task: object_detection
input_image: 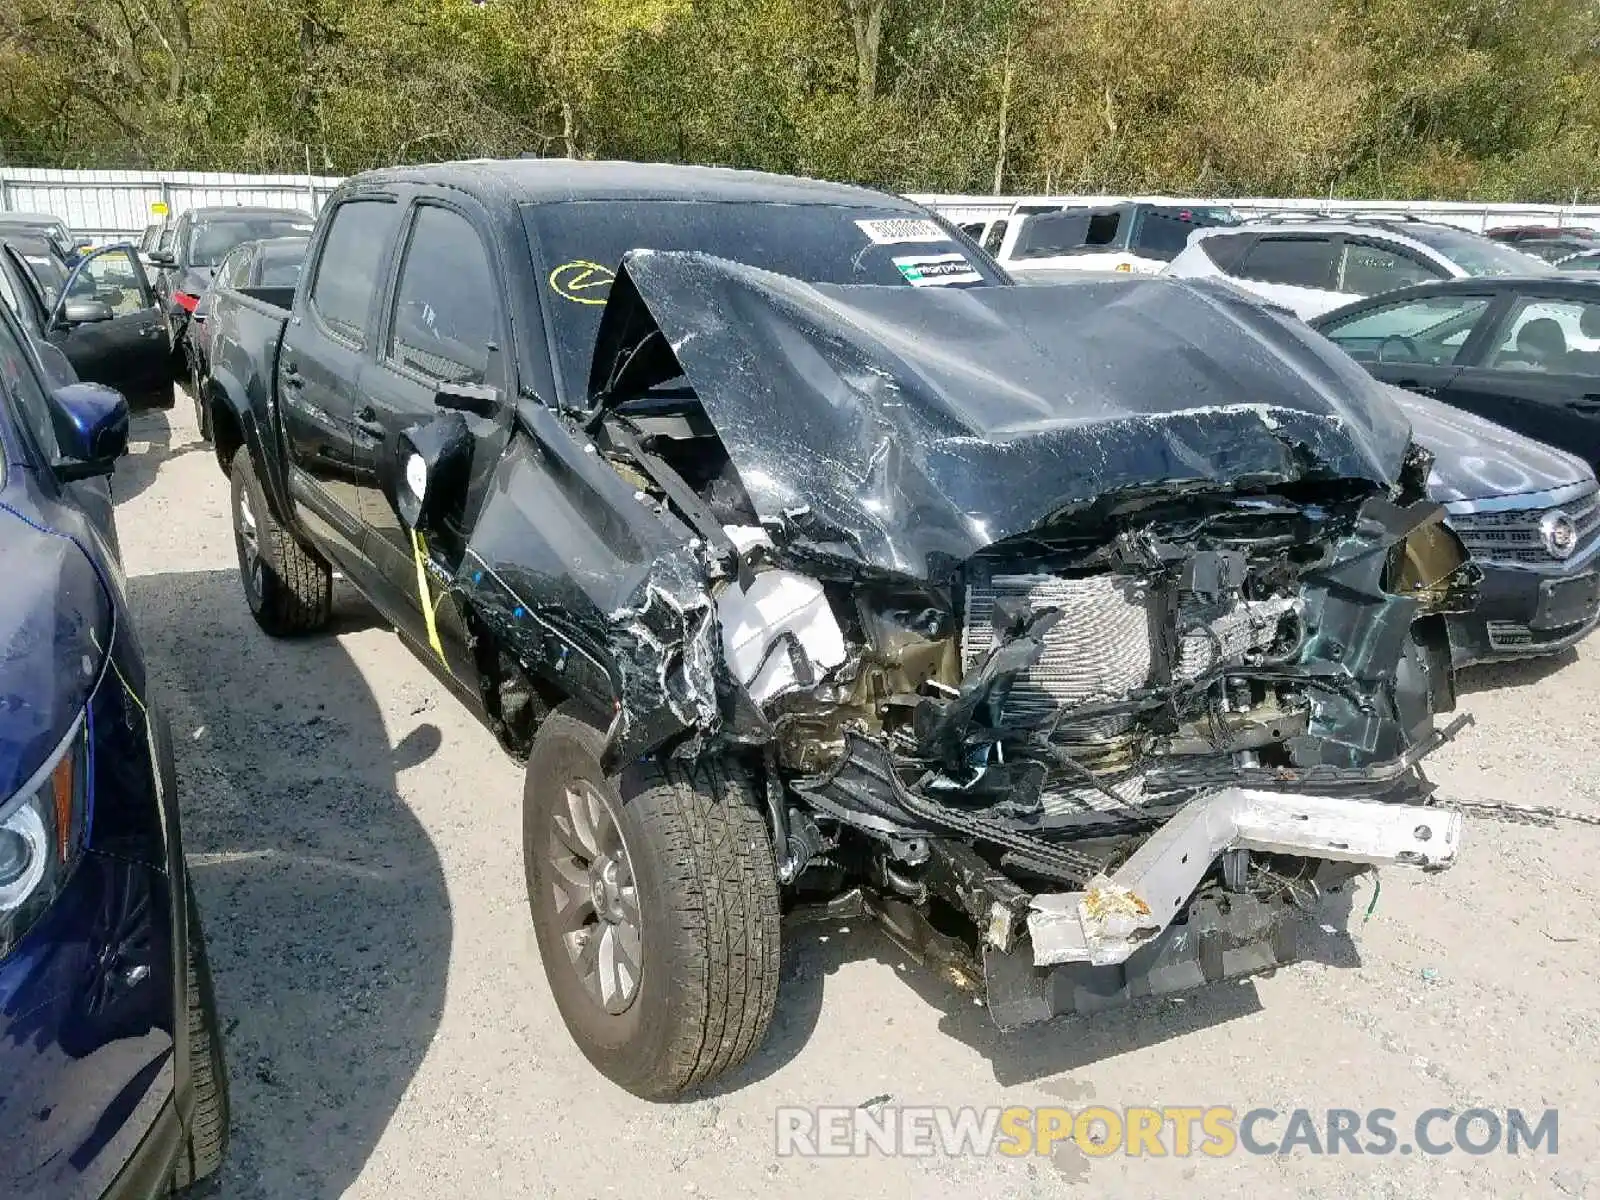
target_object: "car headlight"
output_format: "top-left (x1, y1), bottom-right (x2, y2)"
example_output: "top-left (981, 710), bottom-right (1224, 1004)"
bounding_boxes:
top-left (0, 718), bottom-right (87, 960)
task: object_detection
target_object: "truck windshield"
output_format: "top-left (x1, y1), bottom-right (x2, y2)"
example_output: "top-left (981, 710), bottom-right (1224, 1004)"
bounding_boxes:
top-left (188, 217), bottom-right (313, 267)
top-left (522, 200), bottom-right (1000, 404)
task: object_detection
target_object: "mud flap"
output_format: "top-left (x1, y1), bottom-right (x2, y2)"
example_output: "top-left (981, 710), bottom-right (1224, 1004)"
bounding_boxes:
top-left (982, 894), bottom-right (1297, 1030)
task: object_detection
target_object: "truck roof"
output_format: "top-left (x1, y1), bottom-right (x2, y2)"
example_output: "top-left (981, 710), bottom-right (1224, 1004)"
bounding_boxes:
top-left (346, 158), bottom-right (922, 212)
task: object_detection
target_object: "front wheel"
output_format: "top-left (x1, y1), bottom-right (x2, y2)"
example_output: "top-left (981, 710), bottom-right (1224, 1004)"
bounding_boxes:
top-left (523, 704), bottom-right (782, 1099)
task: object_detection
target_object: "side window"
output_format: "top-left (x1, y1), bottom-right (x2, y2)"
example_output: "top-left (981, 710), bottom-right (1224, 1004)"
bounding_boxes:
top-left (157, 222), bottom-right (178, 256)
top-left (982, 220), bottom-right (1007, 256)
top-left (1237, 237), bottom-right (1338, 289)
top-left (308, 199), bottom-right (402, 346)
top-left (1336, 242), bottom-right (1443, 295)
top-left (1200, 233), bottom-right (1252, 274)
top-left (1489, 296), bottom-right (1600, 373)
top-left (66, 248), bottom-right (153, 316)
top-left (0, 309), bottom-right (59, 461)
top-left (1320, 295), bottom-right (1492, 365)
top-left (385, 205), bottom-right (499, 385)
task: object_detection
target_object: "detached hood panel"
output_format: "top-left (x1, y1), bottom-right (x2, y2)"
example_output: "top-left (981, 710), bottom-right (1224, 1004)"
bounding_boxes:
top-left (593, 253), bottom-right (1415, 578)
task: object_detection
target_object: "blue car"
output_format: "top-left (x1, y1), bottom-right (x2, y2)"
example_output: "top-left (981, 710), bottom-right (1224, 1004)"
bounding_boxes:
top-left (0, 280), bottom-right (228, 1195)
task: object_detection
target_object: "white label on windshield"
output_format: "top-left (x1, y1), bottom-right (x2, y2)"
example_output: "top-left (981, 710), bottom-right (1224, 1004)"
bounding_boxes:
top-left (893, 252), bottom-right (983, 287)
top-left (855, 218), bottom-right (950, 245)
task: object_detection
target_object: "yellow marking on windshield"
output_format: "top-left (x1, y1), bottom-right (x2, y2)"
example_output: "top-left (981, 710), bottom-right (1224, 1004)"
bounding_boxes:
top-left (549, 260), bottom-right (616, 305)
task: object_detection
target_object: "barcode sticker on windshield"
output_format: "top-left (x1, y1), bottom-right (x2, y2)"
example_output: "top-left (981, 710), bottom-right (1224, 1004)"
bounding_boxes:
top-left (893, 252), bottom-right (983, 287)
top-left (855, 218), bottom-right (950, 245)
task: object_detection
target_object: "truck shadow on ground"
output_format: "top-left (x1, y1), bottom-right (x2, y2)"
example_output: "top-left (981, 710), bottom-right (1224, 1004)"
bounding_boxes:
top-left (126, 568), bottom-right (449, 1200)
top-left (716, 888), bottom-right (1361, 1094)
top-left (113, 405), bottom-right (213, 506)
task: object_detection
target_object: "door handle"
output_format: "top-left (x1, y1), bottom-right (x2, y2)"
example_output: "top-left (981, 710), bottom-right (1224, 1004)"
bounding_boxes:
top-left (1572, 398), bottom-right (1600, 413)
top-left (354, 405), bottom-right (386, 439)
top-left (139, 324), bottom-right (165, 338)
top-left (1397, 381), bottom-right (1438, 397)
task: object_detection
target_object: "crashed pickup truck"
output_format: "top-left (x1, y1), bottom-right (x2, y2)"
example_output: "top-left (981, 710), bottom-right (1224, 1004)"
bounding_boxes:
top-left (199, 160), bottom-right (1476, 1100)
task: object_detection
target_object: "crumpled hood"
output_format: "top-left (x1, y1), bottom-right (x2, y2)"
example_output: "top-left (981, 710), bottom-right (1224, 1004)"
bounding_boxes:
top-left (592, 252), bottom-right (1415, 578)
top-left (1385, 384), bottom-right (1594, 504)
top-left (0, 502), bottom-right (109, 799)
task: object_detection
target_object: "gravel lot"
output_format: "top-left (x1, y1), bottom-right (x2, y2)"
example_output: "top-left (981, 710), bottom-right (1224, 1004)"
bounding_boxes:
top-left (116, 398), bottom-right (1599, 1199)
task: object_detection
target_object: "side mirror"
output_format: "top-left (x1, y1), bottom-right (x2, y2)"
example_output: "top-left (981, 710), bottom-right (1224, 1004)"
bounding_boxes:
top-left (148, 250), bottom-right (175, 268)
top-left (393, 411), bottom-right (473, 533)
top-left (47, 383), bottom-right (128, 481)
top-left (62, 299), bottom-right (114, 325)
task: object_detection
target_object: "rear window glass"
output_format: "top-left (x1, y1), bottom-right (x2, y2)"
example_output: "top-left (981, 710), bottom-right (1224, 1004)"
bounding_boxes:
top-left (188, 215), bottom-right (314, 267)
top-left (523, 200), bottom-right (999, 406)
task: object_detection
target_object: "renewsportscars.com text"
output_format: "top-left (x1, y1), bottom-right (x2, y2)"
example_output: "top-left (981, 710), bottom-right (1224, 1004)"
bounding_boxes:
top-left (774, 1105), bottom-right (1559, 1159)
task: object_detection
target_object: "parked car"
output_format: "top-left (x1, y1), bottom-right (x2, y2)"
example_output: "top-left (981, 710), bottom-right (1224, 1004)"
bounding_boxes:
top-left (1487, 225), bottom-right (1600, 263)
top-left (148, 206), bottom-right (314, 378)
top-left (187, 235), bottom-right (308, 436)
top-left (136, 221), bottom-right (169, 269)
top-left (1555, 248), bottom-right (1600, 272)
top-left (0, 212), bottom-right (90, 264)
top-left (0, 289), bottom-right (228, 1197)
top-left (1310, 275), bottom-right (1600, 464)
top-left (995, 201), bottom-right (1242, 275)
top-left (1017, 270), bottom-right (1600, 667)
top-left (0, 238), bottom-right (174, 409)
top-left (200, 159), bottom-right (1469, 1099)
top-left (1166, 216), bottom-right (1556, 318)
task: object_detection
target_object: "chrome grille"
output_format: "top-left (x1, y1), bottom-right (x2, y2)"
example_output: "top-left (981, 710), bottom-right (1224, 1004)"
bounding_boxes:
top-left (1449, 489), bottom-right (1600, 565)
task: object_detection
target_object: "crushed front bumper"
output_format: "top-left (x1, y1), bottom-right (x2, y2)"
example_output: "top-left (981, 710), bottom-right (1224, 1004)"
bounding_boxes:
top-left (982, 789), bottom-right (1461, 1028)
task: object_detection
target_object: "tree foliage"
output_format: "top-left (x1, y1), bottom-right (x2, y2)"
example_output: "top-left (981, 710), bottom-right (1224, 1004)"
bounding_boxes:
top-left (3, 0), bottom-right (1600, 200)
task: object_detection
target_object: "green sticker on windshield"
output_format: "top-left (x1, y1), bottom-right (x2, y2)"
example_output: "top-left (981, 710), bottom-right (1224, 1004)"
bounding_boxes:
top-left (893, 252), bottom-right (982, 287)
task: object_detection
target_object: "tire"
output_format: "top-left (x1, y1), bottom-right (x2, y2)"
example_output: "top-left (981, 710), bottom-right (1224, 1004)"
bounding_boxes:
top-left (172, 878), bottom-right (229, 1192)
top-left (230, 447), bottom-right (332, 636)
top-left (523, 704), bottom-right (782, 1099)
top-left (190, 365), bottom-right (211, 443)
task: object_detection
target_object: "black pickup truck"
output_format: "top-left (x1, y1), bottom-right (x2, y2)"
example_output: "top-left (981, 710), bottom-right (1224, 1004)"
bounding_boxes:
top-left (201, 159), bottom-right (1474, 1099)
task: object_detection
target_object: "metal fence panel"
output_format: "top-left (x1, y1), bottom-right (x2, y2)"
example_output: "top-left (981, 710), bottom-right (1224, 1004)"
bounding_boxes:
top-left (8, 168), bottom-right (1600, 242)
top-left (0, 167), bottom-right (344, 242)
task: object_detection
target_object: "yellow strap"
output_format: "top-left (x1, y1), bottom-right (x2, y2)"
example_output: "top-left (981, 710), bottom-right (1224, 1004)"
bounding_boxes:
top-left (411, 529), bottom-right (446, 662)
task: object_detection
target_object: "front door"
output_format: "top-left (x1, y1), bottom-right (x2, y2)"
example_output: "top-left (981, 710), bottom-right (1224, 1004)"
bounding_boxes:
top-left (354, 199), bottom-right (509, 683)
top-left (1315, 290), bottom-right (1499, 399)
top-left (47, 247), bottom-right (171, 406)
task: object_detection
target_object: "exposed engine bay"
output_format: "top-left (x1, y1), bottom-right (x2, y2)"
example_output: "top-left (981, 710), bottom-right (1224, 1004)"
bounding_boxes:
top-left (451, 256), bottom-right (1480, 1025)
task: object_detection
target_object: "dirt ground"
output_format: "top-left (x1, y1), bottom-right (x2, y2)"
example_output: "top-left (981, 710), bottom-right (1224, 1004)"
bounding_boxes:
top-left (115, 398), bottom-right (1598, 1199)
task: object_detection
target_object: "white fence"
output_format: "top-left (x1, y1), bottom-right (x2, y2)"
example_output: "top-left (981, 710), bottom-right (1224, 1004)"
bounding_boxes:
top-left (907, 193), bottom-right (1600, 233)
top-left (0, 168), bottom-right (342, 241)
top-left (7, 166), bottom-right (1600, 240)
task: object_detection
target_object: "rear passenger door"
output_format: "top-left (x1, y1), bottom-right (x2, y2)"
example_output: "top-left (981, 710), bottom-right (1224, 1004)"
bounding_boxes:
top-left (354, 198), bottom-right (509, 679)
top-left (280, 194), bottom-right (404, 570)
